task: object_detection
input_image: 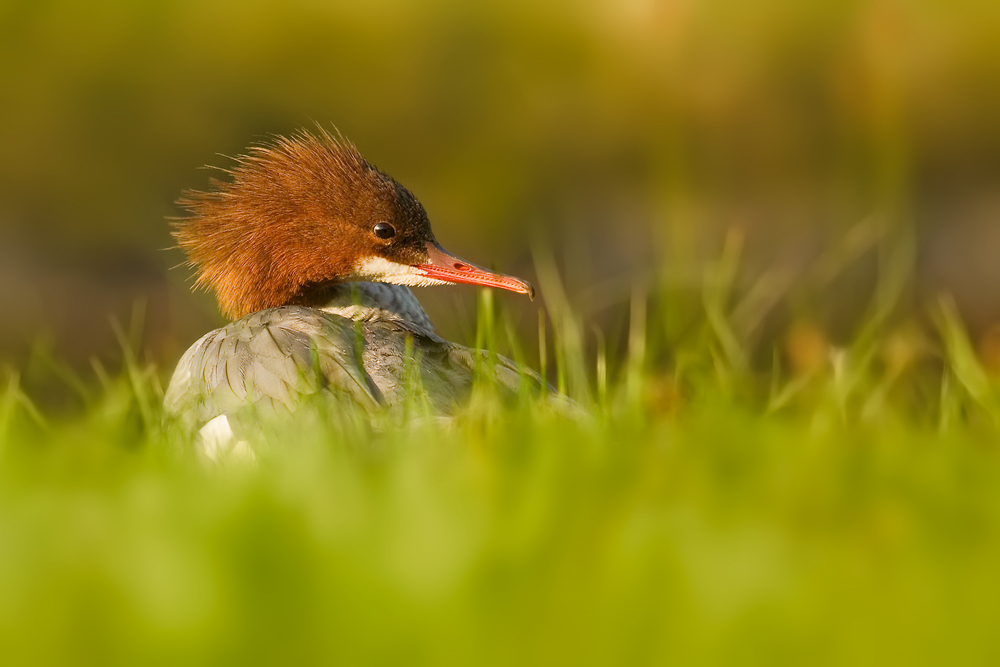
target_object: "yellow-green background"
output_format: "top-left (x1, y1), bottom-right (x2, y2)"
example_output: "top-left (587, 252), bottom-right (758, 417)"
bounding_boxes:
top-left (2, 0), bottom-right (999, 374)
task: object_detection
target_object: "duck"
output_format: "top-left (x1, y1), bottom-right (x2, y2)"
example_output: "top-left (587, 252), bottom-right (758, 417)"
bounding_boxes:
top-left (163, 128), bottom-right (548, 458)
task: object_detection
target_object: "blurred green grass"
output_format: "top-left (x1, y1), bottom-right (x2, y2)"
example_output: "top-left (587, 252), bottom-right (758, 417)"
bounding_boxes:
top-left (3, 252), bottom-right (1000, 665)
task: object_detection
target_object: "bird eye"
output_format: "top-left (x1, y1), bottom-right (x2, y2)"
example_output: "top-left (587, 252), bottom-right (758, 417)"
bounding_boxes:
top-left (373, 223), bottom-right (396, 240)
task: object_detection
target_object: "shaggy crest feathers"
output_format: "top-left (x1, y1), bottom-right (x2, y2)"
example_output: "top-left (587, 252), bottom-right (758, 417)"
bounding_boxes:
top-left (173, 129), bottom-right (431, 320)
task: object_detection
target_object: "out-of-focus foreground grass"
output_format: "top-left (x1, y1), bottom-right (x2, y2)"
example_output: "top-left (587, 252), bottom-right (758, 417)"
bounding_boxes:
top-left (2, 255), bottom-right (1000, 666)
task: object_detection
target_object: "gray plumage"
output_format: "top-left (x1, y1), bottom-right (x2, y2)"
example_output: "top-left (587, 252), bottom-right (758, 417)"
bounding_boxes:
top-left (164, 284), bottom-right (546, 441)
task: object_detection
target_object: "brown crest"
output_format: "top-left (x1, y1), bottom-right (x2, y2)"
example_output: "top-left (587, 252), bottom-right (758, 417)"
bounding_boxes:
top-left (173, 128), bottom-right (432, 319)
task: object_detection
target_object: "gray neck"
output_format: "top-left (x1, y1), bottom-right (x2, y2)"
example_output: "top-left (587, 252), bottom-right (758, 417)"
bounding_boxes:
top-left (317, 282), bottom-right (435, 333)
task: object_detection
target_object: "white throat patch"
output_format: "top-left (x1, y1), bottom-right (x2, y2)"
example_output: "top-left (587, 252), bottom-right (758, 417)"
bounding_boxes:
top-left (353, 256), bottom-right (450, 288)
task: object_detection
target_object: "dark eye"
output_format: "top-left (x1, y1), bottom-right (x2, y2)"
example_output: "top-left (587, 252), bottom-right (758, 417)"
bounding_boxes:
top-left (373, 223), bottom-right (396, 240)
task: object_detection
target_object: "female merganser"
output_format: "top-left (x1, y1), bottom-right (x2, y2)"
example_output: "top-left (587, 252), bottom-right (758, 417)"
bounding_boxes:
top-left (164, 129), bottom-right (546, 455)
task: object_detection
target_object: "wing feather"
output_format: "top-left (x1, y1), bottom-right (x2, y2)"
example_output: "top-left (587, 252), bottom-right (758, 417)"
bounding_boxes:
top-left (164, 306), bottom-right (381, 431)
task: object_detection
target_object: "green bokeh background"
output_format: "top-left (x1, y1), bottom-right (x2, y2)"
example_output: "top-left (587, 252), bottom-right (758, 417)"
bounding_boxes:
top-left (2, 0), bottom-right (999, 373)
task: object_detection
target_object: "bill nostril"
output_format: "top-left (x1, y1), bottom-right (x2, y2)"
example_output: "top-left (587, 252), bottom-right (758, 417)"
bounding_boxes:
top-left (454, 263), bottom-right (471, 271)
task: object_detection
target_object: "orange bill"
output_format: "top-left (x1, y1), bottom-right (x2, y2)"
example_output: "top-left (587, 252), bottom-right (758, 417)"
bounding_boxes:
top-left (416, 242), bottom-right (535, 299)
